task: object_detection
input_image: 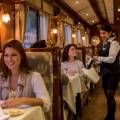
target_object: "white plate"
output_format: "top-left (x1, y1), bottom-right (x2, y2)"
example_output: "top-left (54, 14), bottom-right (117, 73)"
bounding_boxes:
top-left (4, 108), bottom-right (24, 117)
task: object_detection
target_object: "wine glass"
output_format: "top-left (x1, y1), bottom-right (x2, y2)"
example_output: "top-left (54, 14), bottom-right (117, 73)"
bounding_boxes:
top-left (64, 68), bottom-right (68, 74)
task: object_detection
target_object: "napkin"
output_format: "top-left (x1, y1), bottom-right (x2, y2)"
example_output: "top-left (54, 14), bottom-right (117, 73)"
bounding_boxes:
top-left (0, 106), bottom-right (10, 120)
top-left (0, 107), bottom-right (4, 116)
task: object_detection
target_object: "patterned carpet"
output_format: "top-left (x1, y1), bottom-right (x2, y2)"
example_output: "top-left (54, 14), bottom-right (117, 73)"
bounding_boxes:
top-left (80, 83), bottom-right (120, 120)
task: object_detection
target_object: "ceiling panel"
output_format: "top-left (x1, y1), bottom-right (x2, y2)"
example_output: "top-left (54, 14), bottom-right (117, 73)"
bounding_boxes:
top-left (78, 8), bottom-right (96, 18)
top-left (107, 10), bottom-right (114, 23)
top-left (104, 0), bottom-right (114, 24)
top-left (63, 0), bottom-right (99, 25)
top-left (78, 7), bottom-right (99, 24)
top-left (62, 0), bottom-right (114, 25)
top-left (63, 0), bottom-right (90, 13)
top-left (96, 1), bottom-right (107, 19)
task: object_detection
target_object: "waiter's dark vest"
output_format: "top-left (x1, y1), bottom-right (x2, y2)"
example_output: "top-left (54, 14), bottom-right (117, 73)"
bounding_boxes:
top-left (99, 40), bottom-right (120, 74)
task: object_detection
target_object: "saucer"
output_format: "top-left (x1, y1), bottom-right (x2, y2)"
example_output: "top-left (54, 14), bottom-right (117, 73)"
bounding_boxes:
top-left (4, 108), bottom-right (24, 117)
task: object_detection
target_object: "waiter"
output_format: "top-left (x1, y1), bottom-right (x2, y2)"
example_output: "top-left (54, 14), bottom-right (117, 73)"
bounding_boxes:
top-left (93, 24), bottom-right (120, 120)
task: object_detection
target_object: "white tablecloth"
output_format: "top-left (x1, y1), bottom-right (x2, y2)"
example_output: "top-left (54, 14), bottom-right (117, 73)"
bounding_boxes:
top-left (63, 74), bottom-right (88, 114)
top-left (7, 106), bottom-right (45, 120)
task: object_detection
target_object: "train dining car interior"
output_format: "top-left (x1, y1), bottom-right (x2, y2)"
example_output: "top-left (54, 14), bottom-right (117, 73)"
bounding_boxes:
top-left (0, 0), bottom-right (120, 120)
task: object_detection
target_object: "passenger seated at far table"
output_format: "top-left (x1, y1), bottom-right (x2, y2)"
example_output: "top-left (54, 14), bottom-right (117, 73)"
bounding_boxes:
top-left (61, 44), bottom-right (85, 120)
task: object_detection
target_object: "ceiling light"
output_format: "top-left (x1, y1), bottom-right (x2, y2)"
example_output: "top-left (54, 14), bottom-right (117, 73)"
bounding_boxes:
top-left (75, 1), bottom-right (79, 4)
top-left (86, 13), bottom-right (89, 16)
top-left (92, 20), bottom-right (95, 23)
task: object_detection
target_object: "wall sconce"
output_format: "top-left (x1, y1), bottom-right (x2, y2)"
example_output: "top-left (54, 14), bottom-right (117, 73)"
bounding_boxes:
top-left (91, 36), bottom-right (100, 46)
top-left (52, 28), bottom-right (58, 34)
top-left (2, 13), bottom-right (10, 23)
top-left (82, 36), bottom-right (86, 40)
top-left (72, 33), bottom-right (76, 38)
top-left (1, 2), bottom-right (21, 23)
top-left (118, 7), bottom-right (120, 12)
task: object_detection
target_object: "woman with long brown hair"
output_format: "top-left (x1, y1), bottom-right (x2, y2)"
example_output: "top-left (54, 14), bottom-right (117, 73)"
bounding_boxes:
top-left (0, 40), bottom-right (51, 112)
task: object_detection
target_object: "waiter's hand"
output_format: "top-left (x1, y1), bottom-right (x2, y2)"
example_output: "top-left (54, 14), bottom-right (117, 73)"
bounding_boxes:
top-left (93, 56), bottom-right (99, 61)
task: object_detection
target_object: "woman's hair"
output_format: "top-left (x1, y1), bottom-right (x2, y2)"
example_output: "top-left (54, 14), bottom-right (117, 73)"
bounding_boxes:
top-left (62, 44), bottom-right (77, 62)
top-left (0, 40), bottom-right (31, 78)
top-left (100, 24), bottom-right (112, 32)
top-left (99, 24), bottom-right (116, 37)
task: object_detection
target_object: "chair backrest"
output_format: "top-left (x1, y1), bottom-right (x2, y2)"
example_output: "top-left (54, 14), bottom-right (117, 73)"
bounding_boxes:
top-left (25, 48), bottom-right (63, 120)
top-left (26, 51), bottom-right (53, 120)
top-left (26, 52), bottom-right (53, 98)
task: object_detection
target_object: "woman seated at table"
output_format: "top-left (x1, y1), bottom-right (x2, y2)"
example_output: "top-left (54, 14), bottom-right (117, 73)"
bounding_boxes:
top-left (61, 44), bottom-right (85, 119)
top-left (0, 40), bottom-right (51, 112)
top-left (61, 44), bottom-right (84, 76)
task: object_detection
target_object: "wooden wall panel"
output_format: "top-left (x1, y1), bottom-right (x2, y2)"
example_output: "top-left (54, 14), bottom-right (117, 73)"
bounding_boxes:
top-left (26, 0), bottom-right (41, 9)
top-left (43, 1), bottom-right (54, 15)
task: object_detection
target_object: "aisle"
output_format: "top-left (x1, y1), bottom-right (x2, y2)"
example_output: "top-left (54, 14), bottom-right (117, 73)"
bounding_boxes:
top-left (80, 83), bottom-right (120, 120)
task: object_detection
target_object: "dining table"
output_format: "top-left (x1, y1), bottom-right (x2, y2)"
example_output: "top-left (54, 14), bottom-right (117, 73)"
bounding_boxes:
top-left (62, 73), bottom-right (88, 114)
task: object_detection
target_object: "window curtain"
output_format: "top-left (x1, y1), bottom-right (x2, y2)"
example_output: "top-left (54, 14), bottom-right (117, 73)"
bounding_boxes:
top-left (64, 24), bottom-right (72, 46)
top-left (77, 30), bottom-right (82, 46)
top-left (40, 13), bottom-right (49, 41)
top-left (15, 4), bottom-right (27, 43)
top-left (85, 33), bottom-right (89, 47)
top-left (23, 8), bottom-right (38, 48)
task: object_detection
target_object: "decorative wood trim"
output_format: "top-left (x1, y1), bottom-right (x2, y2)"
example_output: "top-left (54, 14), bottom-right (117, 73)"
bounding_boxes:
top-left (52, 48), bottom-right (63, 120)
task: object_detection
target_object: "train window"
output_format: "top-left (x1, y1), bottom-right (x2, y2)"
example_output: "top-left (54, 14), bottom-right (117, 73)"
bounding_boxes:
top-left (23, 8), bottom-right (38, 48)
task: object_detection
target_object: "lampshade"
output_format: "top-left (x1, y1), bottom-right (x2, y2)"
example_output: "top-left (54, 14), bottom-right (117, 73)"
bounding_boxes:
top-left (52, 28), bottom-right (57, 34)
top-left (2, 13), bottom-right (10, 23)
top-left (82, 36), bottom-right (86, 40)
top-left (72, 33), bottom-right (76, 38)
